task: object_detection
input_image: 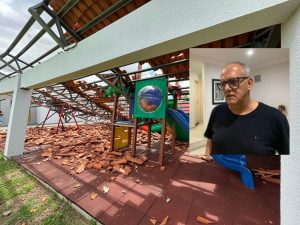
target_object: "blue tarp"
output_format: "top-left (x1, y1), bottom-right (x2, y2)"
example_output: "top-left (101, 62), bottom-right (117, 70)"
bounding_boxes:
top-left (212, 154), bottom-right (255, 189)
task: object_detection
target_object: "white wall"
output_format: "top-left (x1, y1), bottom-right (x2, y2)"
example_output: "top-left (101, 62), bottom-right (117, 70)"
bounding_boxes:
top-left (190, 51), bottom-right (225, 131)
top-left (1, 97), bottom-right (61, 126)
top-left (35, 106), bottom-right (85, 125)
top-left (203, 62), bottom-right (223, 130)
top-left (36, 106), bottom-right (60, 125)
top-left (189, 59), bottom-right (223, 133)
top-left (1, 98), bottom-right (86, 126)
top-left (251, 62), bottom-right (289, 118)
top-left (1, 95), bottom-right (38, 126)
top-left (281, 5), bottom-right (300, 225)
top-left (189, 52), bottom-right (203, 128)
top-left (0, 95), bottom-right (12, 126)
top-left (29, 107), bottom-right (37, 125)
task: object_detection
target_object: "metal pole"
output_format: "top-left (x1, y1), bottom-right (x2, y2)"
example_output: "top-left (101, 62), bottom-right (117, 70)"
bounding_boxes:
top-left (67, 103), bottom-right (80, 130)
top-left (28, 7), bottom-right (65, 48)
top-left (56, 103), bottom-right (65, 133)
top-left (121, 59), bottom-right (189, 77)
top-left (0, 0), bottom-right (81, 71)
top-left (77, 0), bottom-right (133, 35)
top-left (2, 45), bottom-right (60, 78)
top-left (0, 58), bottom-right (18, 73)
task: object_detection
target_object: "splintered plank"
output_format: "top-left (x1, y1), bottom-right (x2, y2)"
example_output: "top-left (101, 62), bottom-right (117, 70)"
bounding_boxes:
top-left (160, 216), bottom-right (169, 225)
top-left (113, 165), bottom-right (131, 175)
top-left (125, 155), bottom-right (143, 165)
top-left (56, 152), bottom-right (78, 157)
top-left (110, 151), bottom-right (123, 156)
top-left (261, 177), bottom-right (280, 184)
top-left (150, 218), bottom-right (157, 224)
top-left (41, 151), bottom-right (52, 158)
top-left (252, 169), bottom-right (280, 176)
top-left (76, 160), bottom-right (88, 173)
top-left (196, 216), bottom-right (215, 224)
top-left (92, 161), bottom-right (109, 170)
top-left (111, 158), bottom-right (127, 166)
top-left (90, 193), bottom-right (98, 200)
top-left (35, 138), bottom-right (45, 145)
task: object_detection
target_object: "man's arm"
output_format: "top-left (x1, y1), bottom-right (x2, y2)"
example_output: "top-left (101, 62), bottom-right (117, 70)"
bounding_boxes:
top-left (201, 139), bottom-right (213, 162)
top-left (276, 114), bottom-right (289, 154)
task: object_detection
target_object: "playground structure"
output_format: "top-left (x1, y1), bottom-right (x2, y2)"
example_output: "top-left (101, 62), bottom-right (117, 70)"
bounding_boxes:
top-left (28, 55), bottom-right (190, 133)
top-left (40, 102), bottom-right (80, 133)
top-left (110, 75), bottom-right (189, 166)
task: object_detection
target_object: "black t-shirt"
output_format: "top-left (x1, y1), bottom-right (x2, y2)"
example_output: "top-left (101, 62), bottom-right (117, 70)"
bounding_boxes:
top-left (204, 102), bottom-right (289, 154)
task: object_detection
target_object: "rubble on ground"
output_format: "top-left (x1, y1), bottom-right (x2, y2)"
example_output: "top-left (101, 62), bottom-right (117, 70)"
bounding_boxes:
top-left (0, 124), bottom-right (188, 175)
top-left (253, 168), bottom-right (280, 184)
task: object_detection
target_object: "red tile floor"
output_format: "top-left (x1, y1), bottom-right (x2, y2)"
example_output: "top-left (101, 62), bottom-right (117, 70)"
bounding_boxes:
top-left (9, 148), bottom-right (280, 225)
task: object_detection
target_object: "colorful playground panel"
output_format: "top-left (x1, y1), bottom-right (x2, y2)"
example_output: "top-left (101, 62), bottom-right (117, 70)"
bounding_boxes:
top-left (134, 77), bottom-right (168, 119)
top-left (114, 126), bottom-right (129, 149)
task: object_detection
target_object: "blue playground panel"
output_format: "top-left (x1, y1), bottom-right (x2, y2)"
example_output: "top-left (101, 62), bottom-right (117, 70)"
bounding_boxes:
top-left (211, 154), bottom-right (255, 189)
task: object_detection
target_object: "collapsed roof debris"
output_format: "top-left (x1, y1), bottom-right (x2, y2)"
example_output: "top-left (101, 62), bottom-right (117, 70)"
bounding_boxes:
top-left (253, 168), bottom-right (280, 184)
top-left (0, 124), bottom-right (188, 175)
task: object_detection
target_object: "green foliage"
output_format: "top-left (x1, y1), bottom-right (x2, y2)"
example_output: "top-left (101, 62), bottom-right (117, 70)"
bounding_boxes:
top-left (89, 220), bottom-right (98, 225)
top-left (40, 203), bottom-right (93, 225)
top-left (0, 157), bottom-right (35, 204)
top-left (0, 153), bottom-right (97, 225)
top-left (0, 156), bottom-right (18, 174)
top-left (1, 200), bottom-right (35, 225)
top-left (40, 210), bottom-right (65, 225)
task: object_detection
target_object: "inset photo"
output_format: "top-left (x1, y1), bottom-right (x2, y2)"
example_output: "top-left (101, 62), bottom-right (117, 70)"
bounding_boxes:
top-left (190, 48), bottom-right (289, 155)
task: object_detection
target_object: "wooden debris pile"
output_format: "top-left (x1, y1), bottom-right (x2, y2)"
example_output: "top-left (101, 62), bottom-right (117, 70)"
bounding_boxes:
top-left (252, 168), bottom-right (280, 184)
top-left (21, 124), bottom-right (188, 175)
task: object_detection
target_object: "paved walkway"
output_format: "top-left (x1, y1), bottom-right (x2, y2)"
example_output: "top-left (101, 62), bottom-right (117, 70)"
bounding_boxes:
top-left (11, 150), bottom-right (280, 225)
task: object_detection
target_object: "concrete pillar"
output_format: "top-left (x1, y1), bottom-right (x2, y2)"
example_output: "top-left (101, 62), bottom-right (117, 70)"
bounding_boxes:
top-left (4, 74), bottom-right (32, 157)
top-left (281, 5), bottom-right (300, 225)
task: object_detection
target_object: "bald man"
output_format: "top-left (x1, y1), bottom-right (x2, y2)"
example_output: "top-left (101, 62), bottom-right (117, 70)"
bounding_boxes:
top-left (203, 62), bottom-right (289, 159)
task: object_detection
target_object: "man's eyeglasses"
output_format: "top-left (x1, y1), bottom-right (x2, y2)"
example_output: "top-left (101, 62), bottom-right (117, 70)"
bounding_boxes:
top-left (217, 76), bottom-right (249, 90)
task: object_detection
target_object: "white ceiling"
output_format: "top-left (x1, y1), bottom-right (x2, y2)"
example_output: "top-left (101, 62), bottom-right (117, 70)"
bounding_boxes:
top-left (190, 48), bottom-right (289, 71)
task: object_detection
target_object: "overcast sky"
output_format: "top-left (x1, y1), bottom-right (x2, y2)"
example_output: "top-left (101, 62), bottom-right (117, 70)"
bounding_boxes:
top-left (0, 0), bottom-right (60, 75)
top-left (0, 0), bottom-right (42, 52)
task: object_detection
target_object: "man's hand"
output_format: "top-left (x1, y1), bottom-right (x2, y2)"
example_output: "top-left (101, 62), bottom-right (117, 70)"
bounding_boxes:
top-left (201, 139), bottom-right (213, 162)
top-left (201, 155), bottom-right (213, 162)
